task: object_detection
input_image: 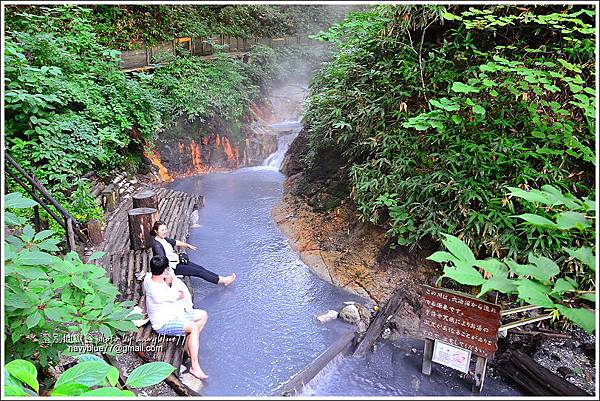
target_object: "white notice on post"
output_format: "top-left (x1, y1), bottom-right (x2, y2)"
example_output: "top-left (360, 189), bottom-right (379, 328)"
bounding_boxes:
top-left (432, 340), bottom-right (472, 373)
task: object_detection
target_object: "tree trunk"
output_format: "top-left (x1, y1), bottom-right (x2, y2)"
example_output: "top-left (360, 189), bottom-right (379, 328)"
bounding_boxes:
top-left (133, 189), bottom-right (159, 210)
top-left (128, 207), bottom-right (159, 250)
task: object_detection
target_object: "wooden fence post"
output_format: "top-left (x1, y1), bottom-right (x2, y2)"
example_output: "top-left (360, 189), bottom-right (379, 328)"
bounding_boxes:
top-left (422, 338), bottom-right (434, 375)
top-left (66, 217), bottom-right (76, 251)
top-left (132, 190), bottom-right (158, 210)
top-left (128, 207), bottom-right (159, 250)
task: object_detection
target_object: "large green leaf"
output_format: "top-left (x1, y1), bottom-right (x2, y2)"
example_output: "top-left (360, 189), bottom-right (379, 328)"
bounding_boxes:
top-left (77, 354), bottom-right (106, 363)
top-left (478, 275), bottom-right (517, 297)
top-left (516, 279), bottom-right (555, 308)
top-left (556, 211), bottom-right (591, 230)
top-left (429, 97), bottom-right (460, 111)
top-left (125, 362), bottom-right (175, 388)
top-left (440, 233), bottom-right (476, 264)
top-left (550, 278), bottom-right (577, 297)
top-left (565, 247), bottom-right (595, 271)
top-left (55, 361), bottom-right (112, 388)
top-left (442, 261), bottom-right (485, 286)
top-left (512, 213), bottom-right (557, 228)
top-left (50, 383), bottom-right (90, 396)
top-left (4, 192), bottom-right (38, 209)
top-left (81, 387), bottom-right (135, 396)
top-left (106, 366), bottom-right (120, 387)
top-left (426, 251), bottom-right (456, 264)
top-left (4, 385), bottom-right (29, 396)
top-left (474, 258), bottom-right (508, 277)
top-left (13, 250), bottom-right (57, 266)
top-left (577, 293), bottom-right (596, 303)
top-left (506, 255), bottom-right (558, 283)
top-left (87, 251), bottom-right (106, 262)
top-left (44, 307), bottom-right (71, 322)
top-left (528, 254), bottom-right (560, 282)
top-left (15, 266), bottom-right (48, 280)
top-left (451, 82), bottom-right (480, 93)
top-left (5, 359), bottom-right (39, 393)
top-left (5, 211), bottom-right (27, 226)
top-left (106, 320), bottom-right (138, 332)
top-left (25, 311), bottom-right (43, 329)
top-left (556, 305), bottom-right (596, 333)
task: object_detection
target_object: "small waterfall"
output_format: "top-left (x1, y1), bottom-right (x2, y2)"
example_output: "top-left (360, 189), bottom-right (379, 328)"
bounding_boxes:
top-left (262, 121), bottom-right (302, 170)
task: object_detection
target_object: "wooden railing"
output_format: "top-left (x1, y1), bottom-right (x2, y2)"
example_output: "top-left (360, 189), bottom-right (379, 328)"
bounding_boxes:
top-left (119, 34), bottom-right (315, 72)
top-left (5, 153), bottom-right (87, 250)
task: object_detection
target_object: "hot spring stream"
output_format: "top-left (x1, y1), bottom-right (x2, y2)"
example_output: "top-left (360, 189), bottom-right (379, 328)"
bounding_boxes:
top-left (166, 114), bottom-right (523, 397)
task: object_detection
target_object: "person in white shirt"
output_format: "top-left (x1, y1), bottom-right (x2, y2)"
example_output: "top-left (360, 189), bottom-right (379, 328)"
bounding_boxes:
top-left (143, 255), bottom-right (209, 380)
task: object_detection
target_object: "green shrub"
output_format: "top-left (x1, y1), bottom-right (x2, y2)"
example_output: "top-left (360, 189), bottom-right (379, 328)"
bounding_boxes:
top-left (4, 357), bottom-right (175, 396)
top-left (4, 193), bottom-right (139, 368)
top-left (427, 186), bottom-right (595, 333)
top-left (304, 5), bottom-right (595, 261)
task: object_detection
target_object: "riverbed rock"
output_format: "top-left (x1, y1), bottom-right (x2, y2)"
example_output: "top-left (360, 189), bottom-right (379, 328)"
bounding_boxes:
top-left (316, 309), bottom-right (338, 323)
top-left (340, 304), bottom-right (361, 324)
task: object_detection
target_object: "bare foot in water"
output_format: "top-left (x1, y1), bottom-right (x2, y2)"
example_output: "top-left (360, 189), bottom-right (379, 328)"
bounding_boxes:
top-left (189, 367), bottom-right (208, 380)
top-left (221, 273), bottom-right (236, 286)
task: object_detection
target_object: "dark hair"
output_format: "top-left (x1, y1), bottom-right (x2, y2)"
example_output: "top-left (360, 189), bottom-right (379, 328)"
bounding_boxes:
top-left (150, 255), bottom-right (169, 275)
top-left (151, 220), bottom-right (166, 236)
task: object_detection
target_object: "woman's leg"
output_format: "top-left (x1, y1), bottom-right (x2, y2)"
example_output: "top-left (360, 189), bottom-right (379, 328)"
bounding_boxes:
top-left (174, 262), bottom-right (236, 286)
top-left (174, 261), bottom-right (219, 284)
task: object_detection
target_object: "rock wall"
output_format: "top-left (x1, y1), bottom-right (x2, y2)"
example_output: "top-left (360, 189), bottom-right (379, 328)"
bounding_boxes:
top-left (274, 128), bottom-right (441, 339)
top-left (148, 99), bottom-right (279, 180)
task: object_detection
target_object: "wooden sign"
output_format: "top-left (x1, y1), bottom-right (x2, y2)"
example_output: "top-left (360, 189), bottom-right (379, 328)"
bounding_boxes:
top-left (419, 285), bottom-right (501, 359)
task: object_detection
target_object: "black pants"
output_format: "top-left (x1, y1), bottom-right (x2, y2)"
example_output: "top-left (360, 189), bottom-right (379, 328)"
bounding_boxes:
top-left (174, 261), bottom-right (219, 284)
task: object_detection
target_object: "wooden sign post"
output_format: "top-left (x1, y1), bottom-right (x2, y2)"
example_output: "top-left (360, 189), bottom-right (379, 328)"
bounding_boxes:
top-left (419, 285), bottom-right (501, 392)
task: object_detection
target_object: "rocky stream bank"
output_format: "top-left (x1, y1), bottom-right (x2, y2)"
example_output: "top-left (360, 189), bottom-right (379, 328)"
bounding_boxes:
top-left (275, 128), bottom-right (596, 396)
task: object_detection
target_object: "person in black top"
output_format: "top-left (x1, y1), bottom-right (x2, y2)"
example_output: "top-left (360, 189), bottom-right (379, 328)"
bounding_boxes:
top-left (151, 220), bottom-right (236, 285)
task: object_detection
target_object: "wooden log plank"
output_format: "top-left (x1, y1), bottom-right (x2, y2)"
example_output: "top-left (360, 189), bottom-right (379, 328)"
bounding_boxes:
top-left (119, 254), bottom-right (128, 296)
top-left (126, 251), bottom-right (135, 299)
top-left (273, 331), bottom-right (355, 396)
top-left (171, 336), bottom-right (186, 372)
top-left (159, 196), bottom-right (177, 228)
top-left (354, 283), bottom-right (406, 356)
top-left (110, 255), bottom-right (120, 286)
top-left (494, 350), bottom-right (590, 396)
top-left (164, 341), bottom-right (177, 366)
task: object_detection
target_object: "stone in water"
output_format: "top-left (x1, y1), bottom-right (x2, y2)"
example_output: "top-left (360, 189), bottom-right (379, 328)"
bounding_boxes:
top-left (316, 310), bottom-right (338, 323)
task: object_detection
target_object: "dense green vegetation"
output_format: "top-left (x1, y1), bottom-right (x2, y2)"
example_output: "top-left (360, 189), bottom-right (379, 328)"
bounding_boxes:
top-left (5, 4), bottom-right (355, 50)
top-left (303, 5), bottom-right (595, 330)
top-left (4, 193), bottom-right (140, 368)
top-left (4, 4), bottom-right (333, 234)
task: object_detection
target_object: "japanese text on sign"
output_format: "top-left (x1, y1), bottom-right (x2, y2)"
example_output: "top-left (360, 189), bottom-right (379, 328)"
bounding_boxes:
top-left (419, 285), bottom-right (501, 358)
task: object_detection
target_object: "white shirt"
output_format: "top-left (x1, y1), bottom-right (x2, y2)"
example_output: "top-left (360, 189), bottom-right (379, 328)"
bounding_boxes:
top-left (157, 237), bottom-right (179, 270)
top-left (143, 273), bottom-right (187, 330)
top-left (171, 276), bottom-right (193, 312)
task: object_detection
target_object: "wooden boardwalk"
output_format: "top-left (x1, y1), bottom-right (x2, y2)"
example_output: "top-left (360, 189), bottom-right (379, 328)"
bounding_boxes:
top-left (90, 185), bottom-right (202, 380)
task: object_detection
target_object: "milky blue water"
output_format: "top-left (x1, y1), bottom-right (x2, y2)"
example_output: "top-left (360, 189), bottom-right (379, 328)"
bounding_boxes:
top-left (166, 96), bottom-right (523, 397)
top-left (168, 136), bottom-right (366, 395)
